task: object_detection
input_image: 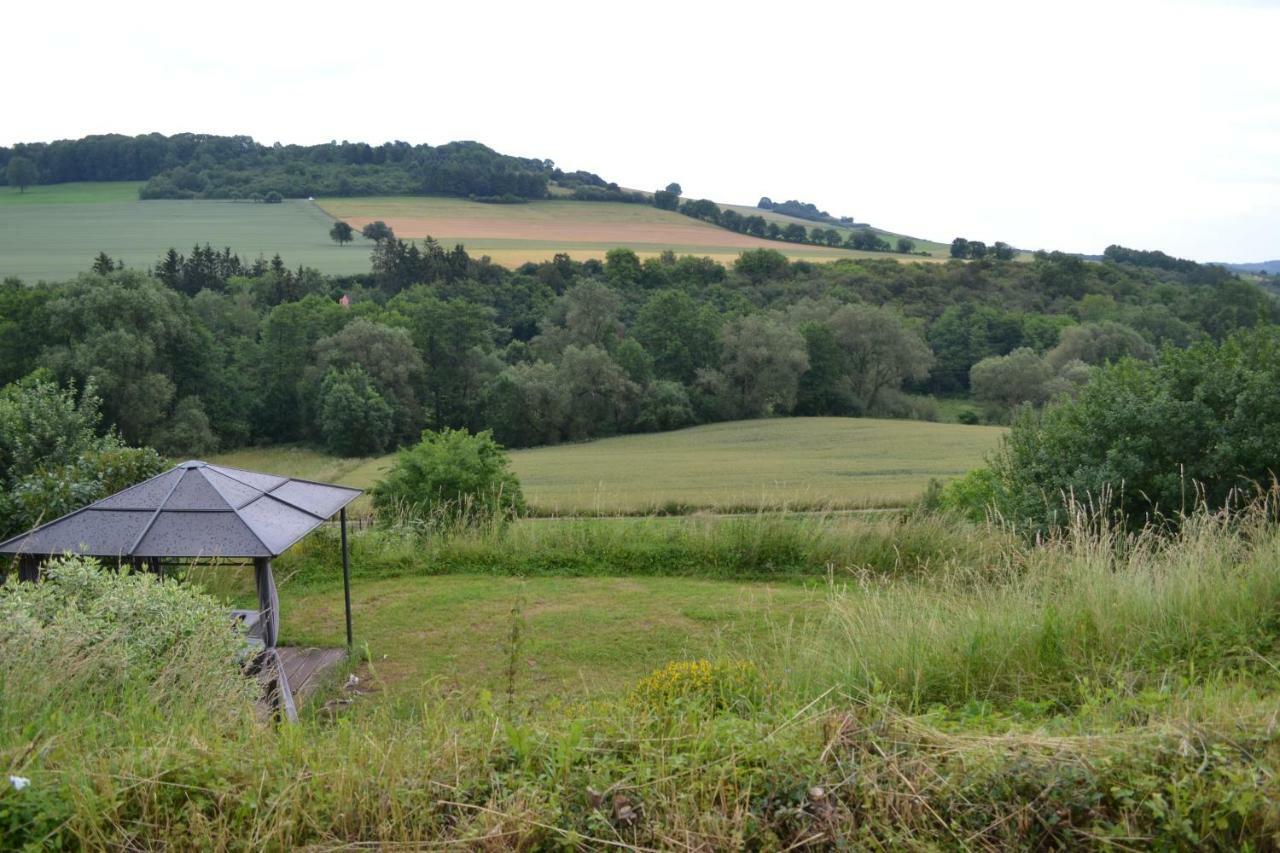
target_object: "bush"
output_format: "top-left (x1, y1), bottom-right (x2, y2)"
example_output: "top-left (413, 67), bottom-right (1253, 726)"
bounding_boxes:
top-left (991, 327), bottom-right (1280, 529)
top-left (0, 380), bottom-right (164, 539)
top-left (628, 659), bottom-right (765, 715)
top-left (937, 467), bottom-right (1002, 523)
top-left (0, 556), bottom-right (254, 719)
top-left (372, 428), bottom-right (525, 526)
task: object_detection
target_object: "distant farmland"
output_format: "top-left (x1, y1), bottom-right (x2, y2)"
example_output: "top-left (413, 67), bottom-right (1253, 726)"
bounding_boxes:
top-left (0, 183), bottom-right (374, 281)
top-left (0, 182), bottom-right (951, 280)
top-left (314, 196), bottom-right (929, 266)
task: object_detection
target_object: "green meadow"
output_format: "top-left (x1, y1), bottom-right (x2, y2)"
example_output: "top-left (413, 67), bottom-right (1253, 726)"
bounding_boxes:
top-left (209, 417), bottom-right (1006, 515)
top-left (0, 185), bottom-right (374, 281)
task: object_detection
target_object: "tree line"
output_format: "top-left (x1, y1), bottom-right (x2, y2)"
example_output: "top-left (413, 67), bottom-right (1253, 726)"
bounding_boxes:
top-left (0, 133), bottom-right (572, 201)
top-left (0, 240), bottom-right (1273, 462)
top-left (657, 185), bottom-right (916, 254)
top-left (4, 132), bottom-right (931, 257)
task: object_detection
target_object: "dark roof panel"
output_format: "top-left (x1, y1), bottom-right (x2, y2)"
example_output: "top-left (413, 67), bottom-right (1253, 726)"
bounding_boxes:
top-left (203, 468), bottom-right (263, 508)
top-left (0, 460), bottom-right (362, 559)
top-left (238, 496), bottom-right (322, 555)
top-left (94, 468), bottom-right (183, 510)
top-left (8, 509), bottom-right (153, 557)
top-left (270, 479), bottom-right (362, 519)
top-left (135, 511), bottom-right (271, 558)
top-left (164, 468), bottom-right (228, 510)
top-left (207, 464), bottom-right (288, 493)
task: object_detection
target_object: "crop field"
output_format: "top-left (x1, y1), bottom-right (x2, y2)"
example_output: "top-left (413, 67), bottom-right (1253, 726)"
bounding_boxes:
top-left (0, 182), bottom-right (956, 279)
top-left (315, 195), bottom-right (910, 266)
top-left (0, 183), bottom-right (374, 281)
top-left (208, 416), bottom-right (1004, 514)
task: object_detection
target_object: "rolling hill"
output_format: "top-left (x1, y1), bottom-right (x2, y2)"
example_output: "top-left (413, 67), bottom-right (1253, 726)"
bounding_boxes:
top-left (209, 417), bottom-right (1005, 515)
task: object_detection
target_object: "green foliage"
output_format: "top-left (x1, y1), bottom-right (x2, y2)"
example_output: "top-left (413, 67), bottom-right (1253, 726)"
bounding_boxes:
top-left (604, 247), bottom-right (641, 287)
top-left (5, 155), bottom-right (37, 192)
top-left (0, 555), bottom-right (254, 848)
top-left (936, 466), bottom-right (1003, 522)
top-left (0, 380), bottom-right (163, 539)
top-left (313, 317), bottom-right (424, 443)
top-left (1, 214), bottom-right (1275, 460)
top-left (359, 220), bottom-right (394, 242)
top-left (628, 659), bottom-right (765, 715)
top-left (152, 395), bottom-right (218, 456)
top-left (318, 368), bottom-right (395, 457)
top-left (328, 220), bottom-right (354, 245)
top-left (1046, 320), bottom-right (1154, 370)
top-left (372, 428), bottom-right (525, 526)
top-left (992, 327), bottom-right (1280, 528)
top-left (652, 188), bottom-right (680, 210)
top-left (632, 289), bottom-right (721, 384)
top-left (632, 380), bottom-right (695, 432)
top-left (717, 314), bottom-right (809, 417)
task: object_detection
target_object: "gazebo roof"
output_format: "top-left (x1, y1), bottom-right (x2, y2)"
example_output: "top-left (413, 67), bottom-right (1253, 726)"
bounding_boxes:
top-left (0, 460), bottom-right (362, 560)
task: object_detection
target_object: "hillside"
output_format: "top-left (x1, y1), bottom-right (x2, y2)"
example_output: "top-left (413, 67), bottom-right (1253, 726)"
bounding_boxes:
top-left (0, 132), bottom-right (957, 276)
top-left (0, 183), bottom-right (375, 280)
top-left (209, 417), bottom-right (1005, 515)
top-left (0, 181), bottom-right (949, 280)
top-left (314, 196), bottom-right (919, 267)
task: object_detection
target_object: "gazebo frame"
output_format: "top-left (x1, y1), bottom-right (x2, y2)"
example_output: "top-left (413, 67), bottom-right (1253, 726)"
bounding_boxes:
top-left (1, 460), bottom-right (363, 717)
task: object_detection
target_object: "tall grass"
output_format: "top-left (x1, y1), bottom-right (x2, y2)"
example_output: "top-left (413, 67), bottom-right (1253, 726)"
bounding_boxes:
top-left (4, 506), bottom-right (1280, 848)
top-left (281, 511), bottom-right (1013, 585)
top-left (757, 499), bottom-right (1280, 710)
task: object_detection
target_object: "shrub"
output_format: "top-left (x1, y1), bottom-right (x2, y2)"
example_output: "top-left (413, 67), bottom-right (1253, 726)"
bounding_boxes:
top-left (628, 659), bottom-right (765, 715)
top-left (0, 380), bottom-right (164, 539)
top-left (937, 467), bottom-right (1002, 523)
top-left (0, 556), bottom-right (255, 719)
top-left (372, 428), bottom-right (525, 526)
top-left (991, 327), bottom-right (1280, 529)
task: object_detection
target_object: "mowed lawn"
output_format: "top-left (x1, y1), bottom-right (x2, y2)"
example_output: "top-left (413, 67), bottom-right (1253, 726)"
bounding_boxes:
top-left (209, 417), bottom-right (1004, 514)
top-left (274, 574), bottom-right (823, 702)
top-left (0, 183), bottom-right (374, 281)
top-left (316, 195), bottom-right (892, 266)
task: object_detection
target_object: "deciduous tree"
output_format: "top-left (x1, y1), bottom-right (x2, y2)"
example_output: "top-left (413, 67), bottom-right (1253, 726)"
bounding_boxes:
top-left (5, 156), bottom-right (37, 193)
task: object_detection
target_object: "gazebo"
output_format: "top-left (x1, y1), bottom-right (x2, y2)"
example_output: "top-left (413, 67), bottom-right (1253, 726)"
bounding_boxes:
top-left (0, 460), bottom-right (362, 717)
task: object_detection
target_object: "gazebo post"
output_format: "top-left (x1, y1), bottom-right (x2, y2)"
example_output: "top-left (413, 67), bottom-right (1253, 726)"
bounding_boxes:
top-left (341, 507), bottom-right (353, 649)
top-left (254, 557), bottom-right (279, 648)
top-left (18, 554), bottom-right (40, 583)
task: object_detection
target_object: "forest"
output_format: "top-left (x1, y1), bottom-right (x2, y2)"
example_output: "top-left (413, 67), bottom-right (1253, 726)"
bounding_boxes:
top-left (2, 240), bottom-right (1272, 465)
top-left (0, 133), bottom-right (563, 200)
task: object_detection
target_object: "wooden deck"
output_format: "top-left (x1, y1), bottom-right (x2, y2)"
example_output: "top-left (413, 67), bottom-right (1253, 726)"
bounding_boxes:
top-left (254, 646), bottom-right (348, 719)
top-left (277, 646), bottom-right (348, 703)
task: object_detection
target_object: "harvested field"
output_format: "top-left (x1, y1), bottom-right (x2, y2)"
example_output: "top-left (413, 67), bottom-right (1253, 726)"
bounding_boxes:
top-left (315, 196), bottom-right (910, 264)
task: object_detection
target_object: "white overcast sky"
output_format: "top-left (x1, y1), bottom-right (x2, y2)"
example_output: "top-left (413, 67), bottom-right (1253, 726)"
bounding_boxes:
top-left (5, 0), bottom-right (1278, 261)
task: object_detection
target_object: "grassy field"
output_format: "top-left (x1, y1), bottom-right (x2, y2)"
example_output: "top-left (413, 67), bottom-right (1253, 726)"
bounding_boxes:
top-left (315, 195), bottom-right (925, 266)
top-left (12, 505), bottom-right (1280, 847)
top-left (0, 181), bottom-right (143, 205)
top-left (281, 574), bottom-right (823, 700)
top-left (0, 185), bottom-right (375, 281)
top-left (208, 417), bottom-right (1004, 514)
top-left (0, 182), bottom-right (956, 279)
